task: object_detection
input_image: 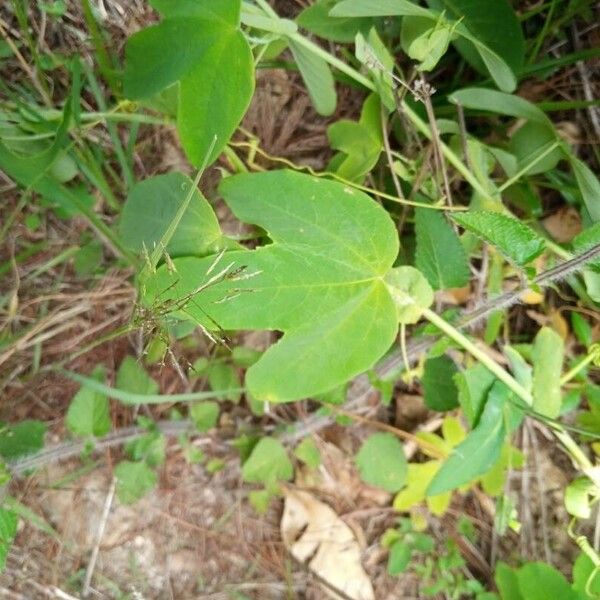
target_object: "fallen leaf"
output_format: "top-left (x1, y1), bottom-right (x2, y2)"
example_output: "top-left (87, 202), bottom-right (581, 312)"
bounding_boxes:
top-left (542, 206), bottom-right (582, 243)
top-left (281, 488), bottom-right (375, 600)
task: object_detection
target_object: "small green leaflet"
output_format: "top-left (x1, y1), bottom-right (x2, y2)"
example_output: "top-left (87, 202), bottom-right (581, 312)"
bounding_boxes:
top-left (451, 211), bottom-right (545, 267)
top-left (422, 356), bottom-right (460, 412)
top-left (116, 357), bottom-right (159, 396)
top-left (0, 420), bottom-right (46, 460)
top-left (145, 170), bottom-right (422, 403)
top-left (242, 437), bottom-right (293, 485)
top-left (426, 0), bottom-right (525, 75)
top-left (114, 461), bottom-right (157, 504)
top-left (0, 508), bottom-right (17, 571)
top-left (427, 382), bottom-right (512, 495)
top-left (190, 401), bottom-right (219, 432)
top-left (123, 0), bottom-right (254, 165)
top-left (355, 432), bottom-right (407, 492)
top-left (120, 173), bottom-right (224, 258)
top-left (532, 327), bottom-right (564, 419)
top-left (288, 39), bottom-right (336, 116)
top-left (415, 208), bottom-right (470, 290)
top-left (297, 0), bottom-right (374, 43)
top-left (294, 437), bottom-right (321, 468)
top-left (330, 0), bottom-right (516, 91)
top-left (66, 365), bottom-right (111, 438)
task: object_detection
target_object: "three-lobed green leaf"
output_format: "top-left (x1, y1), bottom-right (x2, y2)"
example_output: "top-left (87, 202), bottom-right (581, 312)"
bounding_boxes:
top-left (145, 169), bottom-right (407, 402)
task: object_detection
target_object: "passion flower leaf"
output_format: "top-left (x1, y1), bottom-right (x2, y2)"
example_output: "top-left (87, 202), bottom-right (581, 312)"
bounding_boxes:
top-left (145, 170), bottom-right (404, 402)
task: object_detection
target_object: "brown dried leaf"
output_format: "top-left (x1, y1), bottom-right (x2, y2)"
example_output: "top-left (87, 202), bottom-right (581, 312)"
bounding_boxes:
top-left (281, 488), bottom-right (375, 600)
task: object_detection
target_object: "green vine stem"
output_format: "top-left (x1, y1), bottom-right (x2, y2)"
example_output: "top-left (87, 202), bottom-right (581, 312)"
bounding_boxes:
top-left (421, 307), bottom-right (600, 489)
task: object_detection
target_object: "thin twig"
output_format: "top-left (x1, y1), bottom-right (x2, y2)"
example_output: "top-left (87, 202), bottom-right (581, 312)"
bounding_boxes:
top-left (82, 478), bottom-right (116, 597)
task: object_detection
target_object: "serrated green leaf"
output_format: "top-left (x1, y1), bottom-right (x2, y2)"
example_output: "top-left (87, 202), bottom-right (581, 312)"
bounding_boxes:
top-left (356, 433), bottom-right (407, 492)
top-left (120, 173), bottom-right (224, 258)
top-left (415, 208), bottom-right (470, 290)
top-left (115, 461), bottom-right (157, 504)
top-left (190, 401), bottom-right (219, 432)
top-left (116, 356), bottom-right (159, 396)
top-left (145, 170), bottom-right (400, 402)
top-left (532, 327), bottom-right (564, 419)
top-left (0, 420), bottom-right (46, 459)
top-left (124, 0), bottom-right (254, 165)
top-left (422, 356), bottom-right (459, 412)
top-left (452, 210), bottom-right (545, 267)
top-left (297, 0), bottom-right (373, 42)
top-left (427, 382), bottom-right (509, 495)
top-left (242, 437), bottom-right (293, 485)
top-left (289, 39), bottom-right (336, 116)
top-left (572, 222), bottom-right (600, 272)
top-left (66, 366), bottom-right (111, 438)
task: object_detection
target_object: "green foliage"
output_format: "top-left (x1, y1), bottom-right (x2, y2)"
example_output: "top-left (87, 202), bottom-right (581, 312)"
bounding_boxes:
top-left (495, 561), bottom-right (582, 600)
top-left (422, 356), bottom-right (460, 411)
top-left (297, 0), bottom-right (373, 42)
top-left (241, 437), bottom-right (293, 486)
top-left (288, 39), bottom-right (336, 116)
top-left (190, 401), bottom-right (219, 432)
top-left (116, 357), bottom-right (158, 396)
top-left (0, 420), bottom-right (46, 460)
top-left (123, 0), bottom-right (254, 165)
top-left (114, 460), bottom-right (158, 504)
top-left (451, 211), bottom-right (545, 267)
top-left (532, 327), bottom-right (564, 419)
top-left (427, 382), bottom-right (520, 495)
top-left (294, 437), bottom-right (321, 468)
top-left (146, 169), bottom-right (410, 402)
top-left (120, 173), bottom-right (224, 258)
top-left (415, 209), bottom-right (470, 290)
top-left (66, 365), bottom-right (111, 438)
top-left (0, 508), bottom-right (17, 571)
top-left (355, 432), bottom-right (407, 492)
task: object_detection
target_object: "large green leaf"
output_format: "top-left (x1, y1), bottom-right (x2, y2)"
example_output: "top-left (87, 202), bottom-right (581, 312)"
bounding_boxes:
top-left (427, 382), bottom-right (509, 495)
top-left (427, 0), bottom-right (525, 75)
top-left (119, 173), bottom-right (223, 258)
top-left (415, 208), bottom-right (470, 290)
top-left (451, 211), bottom-right (545, 267)
top-left (124, 0), bottom-right (254, 165)
top-left (145, 170), bottom-right (406, 402)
